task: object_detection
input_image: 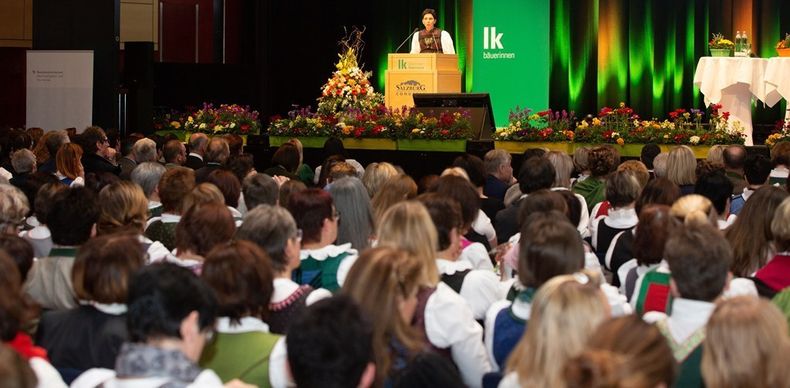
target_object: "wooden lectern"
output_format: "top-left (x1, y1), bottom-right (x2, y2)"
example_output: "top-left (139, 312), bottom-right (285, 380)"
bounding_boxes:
top-left (385, 53), bottom-right (461, 109)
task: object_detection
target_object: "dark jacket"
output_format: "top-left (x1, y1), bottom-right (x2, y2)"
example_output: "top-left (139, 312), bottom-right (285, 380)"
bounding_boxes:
top-left (82, 153), bottom-right (121, 175)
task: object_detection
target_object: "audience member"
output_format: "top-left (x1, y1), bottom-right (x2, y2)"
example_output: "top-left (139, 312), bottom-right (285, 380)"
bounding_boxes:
top-left (55, 143), bottom-right (85, 187)
top-left (162, 139), bottom-right (187, 169)
top-left (723, 144), bottom-right (747, 195)
top-left (694, 169), bottom-right (734, 229)
top-left (195, 137), bottom-right (230, 183)
top-left (264, 143), bottom-right (300, 181)
top-left (371, 174), bottom-right (418, 225)
top-left (130, 161), bottom-right (166, 218)
top-left (119, 138), bottom-right (156, 180)
top-left (753, 196), bottom-right (790, 296)
top-left (666, 145), bottom-right (697, 195)
top-left (496, 155), bottom-right (555, 244)
top-left (172, 202), bottom-right (236, 274)
top-left (573, 146), bottom-right (618, 209)
top-left (769, 141), bottom-right (790, 186)
top-left (144, 167), bottom-right (196, 250)
top-left (329, 177), bottom-right (374, 250)
top-left (730, 154), bottom-right (772, 215)
top-left (727, 186), bottom-right (788, 279)
top-left (640, 143), bottom-right (661, 177)
top-left (591, 171), bottom-right (640, 270)
top-left (185, 133), bottom-right (209, 170)
top-left (37, 130), bottom-right (69, 174)
top-left (80, 126), bottom-right (120, 176)
top-left (483, 149), bottom-right (514, 201)
top-left (362, 161), bottom-right (398, 198)
top-left (242, 173), bottom-right (278, 209)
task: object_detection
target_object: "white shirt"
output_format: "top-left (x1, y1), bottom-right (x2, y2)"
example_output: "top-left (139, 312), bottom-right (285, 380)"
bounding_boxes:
top-left (471, 209), bottom-right (497, 247)
top-left (188, 152), bottom-right (203, 161)
top-left (436, 258), bottom-right (508, 320)
top-left (71, 368), bottom-right (224, 388)
top-left (410, 29), bottom-right (455, 54)
top-left (271, 277), bottom-right (331, 306)
top-left (30, 357), bottom-right (67, 388)
top-left (459, 241), bottom-right (495, 271)
top-left (590, 206), bottom-right (638, 252)
top-left (551, 187), bottom-right (591, 238)
top-left (643, 298), bottom-right (716, 343)
top-left (425, 282), bottom-right (492, 387)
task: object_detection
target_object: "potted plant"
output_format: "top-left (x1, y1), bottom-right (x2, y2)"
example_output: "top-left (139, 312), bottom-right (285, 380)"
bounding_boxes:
top-left (709, 33), bottom-right (734, 57)
top-left (776, 33), bottom-right (790, 57)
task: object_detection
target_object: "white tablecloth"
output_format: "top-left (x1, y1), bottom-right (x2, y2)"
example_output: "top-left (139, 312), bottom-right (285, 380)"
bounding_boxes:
top-left (693, 57), bottom-right (770, 146)
top-left (764, 57), bottom-right (790, 122)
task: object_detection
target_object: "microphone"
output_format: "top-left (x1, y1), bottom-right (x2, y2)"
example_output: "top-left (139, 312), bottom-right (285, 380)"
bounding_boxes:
top-left (395, 28), bottom-right (420, 53)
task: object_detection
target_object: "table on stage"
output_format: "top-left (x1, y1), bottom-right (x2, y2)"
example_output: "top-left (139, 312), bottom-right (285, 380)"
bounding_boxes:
top-left (764, 57), bottom-right (790, 124)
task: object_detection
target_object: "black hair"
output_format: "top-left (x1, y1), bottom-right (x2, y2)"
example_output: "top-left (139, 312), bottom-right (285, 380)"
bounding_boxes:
top-left (322, 137), bottom-right (347, 159)
top-left (744, 154), bottom-right (772, 185)
top-left (126, 263), bottom-right (217, 342)
top-left (518, 156), bottom-right (555, 194)
top-left (664, 223), bottom-right (732, 301)
top-left (452, 154), bottom-right (486, 188)
top-left (392, 352), bottom-right (464, 388)
top-left (47, 187), bottom-right (99, 246)
top-left (287, 295), bottom-right (373, 388)
top-left (640, 143), bottom-right (661, 169)
top-left (694, 170), bottom-right (734, 215)
top-left (0, 236), bottom-right (34, 281)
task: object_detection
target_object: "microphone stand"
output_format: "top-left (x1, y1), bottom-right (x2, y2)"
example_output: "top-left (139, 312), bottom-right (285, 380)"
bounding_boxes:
top-left (395, 28), bottom-right (420, 53)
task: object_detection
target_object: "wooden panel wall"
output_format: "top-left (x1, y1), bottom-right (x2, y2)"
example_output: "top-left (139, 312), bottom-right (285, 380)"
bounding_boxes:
top-left (0, 0), bottom-right (33, 47)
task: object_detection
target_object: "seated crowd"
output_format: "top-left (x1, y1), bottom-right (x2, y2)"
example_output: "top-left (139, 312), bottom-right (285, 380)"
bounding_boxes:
top-left (1, 126), bottom-right (790, 388)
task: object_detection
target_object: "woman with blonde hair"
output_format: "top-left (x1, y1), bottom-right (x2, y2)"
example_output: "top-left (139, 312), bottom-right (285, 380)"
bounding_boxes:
top-left (670, 194), bottom-right (717, 227)
top-left (96, 181), bottom-right (170, 262)
top-left (702, 296), bottom-right (790, 388)
top-left (501, 273), bottom-right (609, 388)
top-left (370, 174), bottom-right (417, 225)
top-left (546, 151), bottom-right (590, 237)
top-left (376, 201), bottom-right (491, 387)
top-left (343, 247), bottom-right (427, 386)
top-left (666, 145), bottom-right (697, 195)
top-left (362, 162), bottom-right (398, 197)
top-left (55, 143), bottom-right (84, 187)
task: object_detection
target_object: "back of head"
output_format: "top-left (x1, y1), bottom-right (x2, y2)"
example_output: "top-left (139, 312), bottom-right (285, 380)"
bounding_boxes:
top-left (452, 154), bottom-right (486, 188)
top-left (97, 180), bottom-right (149, 235)
top-left (770, 141), bottom-right (790, 167)
top-left (328, 161), bottom-right (357, 182)
top-left (517, 189), bottom-right (568, 228)
top-left (182, 182), bottom-right (225, 211)
top-left (329, 177), bottom-right (374, 250)
top-left (45, 130), bottom-right (69, 157)
top-left (205, 138), bottom-right (230, 164)
top-left (634, 205), bottom-right (675, 266)
top-left (362, 162), bottom-right (398, 197)
top-left (132, 138), bottom-right (157, 163)
top-left (287, 295), bottom-right (373, 388)
top-left (666, 146), bottom-right (697, 186)
top-left (723, 145), bottom-right (747, 170)
top-left (694, 169), bottom-right (733, 215)
top-left (206, 169), bottom-right (241, 208)
top-left (652, 152), bottom-right (669, 178)
top-left (484, 149), bottom-right (511, 175)
top-left (242, 173), bottom-right (278, 209)
top-left (188, 133), bottom-right (208, 155)
top-left (371, 175), bottom-right (417, 223)
top-left (635, 177), bottom-right (680, 215)
top-left (418, 193), bottom-right (463, 252)
top-left (377, 201), bottom-right (438, 286)
top-left (573, 146), bottom-right (590, 172)
top-left (175, 202), bottom-right (235, 256)
top-left (669, 194), bottom-right (716, 227)
top-left (72, 234), bottom-right (145, 304)
top-left (55, 143), bottom-right (83, 180)
top-left (702, 296), bottom-right (790, 388)
top-left (158, 167), bottom-right (196, 213)
top-left (11, 149), bottom-right (35, 175)
top-left (224, 134), bottom-right (243, 156)
top-left (81, 126), bottom-right (106, 154)
top-left (430, 175), bottom-right (480, 231)
top-left (605, 170), bottom-right (641, 208)
top-left (519, 213), bottom-right (584, 288)
top-left (202, 240), bottom-right (274, 323)
top-left (0, 235), bottom-right (34, 281)
top-left (518, 156), bottom-right (555, 194)
top-left (48, 187), bottom-right (99, 246)
top-left (237, 204), bottom-right (297, 274)
top-left (771, 196), bottom-right (790, 253)
top-left (744, 154), bottom-right (772, 185)
top-left (707, 144), bottom-right (725, 166)
top-left (616, 160), bottom-right (649, 189)
top-left (126, 263), bottom-right (217, 342)
top-left (0, 250), bottom-right (37, 342)
top-left (286, 188), bottom-right (333, 245)
top-left (0, 184), bottom-right (29, 233)
top-left (322, 137), bottom-right (347, 159)
top-left (664, 222), bottom-right (731, 301)
top-left (121, 134), bottom-right (144, 156)
top-left (131, 162), bottom-right (166, 199)
top-left (163, 139), bottom-right (185, 164)
top-left (727, 186), bottom-right (789, 276)
top-left (272, 143), bottom-right (299, 173)
top-left (546, 151), bottom-right (574, 188)
top-left (507, 274), bottom-right (608, 387)
top-left (640, 143), bottom-right (661, 169)
top-left (588, 147), bottom-right (618, 178)
top-left (565, 315), bottom-right (675, 388)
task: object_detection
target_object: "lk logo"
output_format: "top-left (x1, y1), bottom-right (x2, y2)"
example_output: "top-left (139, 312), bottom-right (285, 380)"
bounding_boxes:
top-left (483, 26), bottom-right (504, 50)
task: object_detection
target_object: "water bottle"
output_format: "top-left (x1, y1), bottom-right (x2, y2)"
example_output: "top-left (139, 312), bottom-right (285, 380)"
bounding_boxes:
top-left (735, 31), bottom-right (742, 53)
top-left (742, 32), bottom-right (749, 55)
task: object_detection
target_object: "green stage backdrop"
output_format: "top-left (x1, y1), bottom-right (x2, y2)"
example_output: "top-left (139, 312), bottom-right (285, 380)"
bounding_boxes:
top-left (471, 0), bottom-right (550, 127)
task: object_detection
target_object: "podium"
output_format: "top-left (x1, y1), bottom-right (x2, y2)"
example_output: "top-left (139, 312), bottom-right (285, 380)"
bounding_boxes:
top-left (385, 53), bottom-right (461, 109)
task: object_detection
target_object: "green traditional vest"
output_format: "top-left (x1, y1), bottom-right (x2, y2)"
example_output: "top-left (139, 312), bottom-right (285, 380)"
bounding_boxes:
top-left (656, 320), bottom-right (705, 388)
top-left (200, 331), bottom-right (281, 387)
top-left (293, 251), bottom-right (350, 292)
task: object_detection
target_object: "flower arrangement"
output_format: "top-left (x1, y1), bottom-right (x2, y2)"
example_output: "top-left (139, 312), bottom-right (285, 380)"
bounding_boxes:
top-left (393, 108), bottom-right (472, 140)
top-left (316, 27), bottom-right (384, 115)
top-left (494, 108), bottom-right (575, 142)
top-left (180, 103), bottom-right (261, 135)
top-left (153, 107), bottom-right (190, 131)
top-left (766, 119), bottom-right (790, 147)
top-left (709, 33), bottom-right (735, 50)
top-left (776, 33), bottom-right (790, 49)
top-left (494, 102), bottom-right (744, 146)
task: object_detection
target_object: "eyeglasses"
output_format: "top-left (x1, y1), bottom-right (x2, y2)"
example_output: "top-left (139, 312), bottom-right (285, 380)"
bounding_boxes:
top-left (292, 229), bottom-right (303, 242)
top-left (101, 138), bottom-right (109, 144)
top-left (332, 210), bottom-right (341, 220)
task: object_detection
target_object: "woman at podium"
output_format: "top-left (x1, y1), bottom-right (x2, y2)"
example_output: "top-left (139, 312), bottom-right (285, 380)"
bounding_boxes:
top-left (410, 8), bottom-right (455, 54)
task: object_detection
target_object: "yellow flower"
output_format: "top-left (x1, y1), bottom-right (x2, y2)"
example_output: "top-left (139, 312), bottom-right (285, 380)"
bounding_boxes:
top-left (592, 118), bottom-right (602, 126)
top-left (411, 128), bottom-right (421, 134)
top-left (187, 116), bottom-right (194, 123)
top-left (577, 120), bottom-right (589, 129)
top-left (170, 121), bottom-right (181, 129)
top-left (616, 138), bottom-right (625, 145)
top-left (199, 123), bottom-right (207, 130)
top-left (213, 125), bottom-right (224, 133)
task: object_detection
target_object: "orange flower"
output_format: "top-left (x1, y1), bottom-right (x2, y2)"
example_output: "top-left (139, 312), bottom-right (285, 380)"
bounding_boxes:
top-left (616, 138), bottom-right (625, 145)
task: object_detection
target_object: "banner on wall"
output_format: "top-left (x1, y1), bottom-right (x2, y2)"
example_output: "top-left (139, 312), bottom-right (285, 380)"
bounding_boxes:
top-left (26, 51), bottom-right (94, 132)
top-left (471, 0), bottom-right (550, 127)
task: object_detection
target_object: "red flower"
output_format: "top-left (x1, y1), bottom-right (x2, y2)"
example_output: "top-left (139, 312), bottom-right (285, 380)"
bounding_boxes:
top-left (440, 129), bottom-right (449, 136)
top-left (602, 130), bottom-right (614, 139)
top-left (240, 124), bottom-right (250, 133)
top-left (599, 107), bottom-right (613, 117)
top-left (537, 110), bottom-right (551, 117)
top-left (722, 112), bottom-right (730, 120)
top-left (354, 127), bottom-right (365, 138)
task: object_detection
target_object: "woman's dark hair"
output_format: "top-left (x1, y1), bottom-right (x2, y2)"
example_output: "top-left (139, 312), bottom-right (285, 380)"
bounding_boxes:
top-left (228, 153), bottom-right (255, 183)
top-left (206, 169), bottom-right (242, 208)
top-left (421, 8), bottom-right (437, 20)
top-left (272, 143), bottom-right (300, 173)
top-left (286, 188), bottom-right (334, 244)
top-left (589, 146), bottom-right (619, 178)
top-left (634, 205), bottom-right (675, 266)
top-left (430, 175), bottom-right (480, 231)
top-left (0, 235), bottom-right (34, 281)
top-left (72, 234), bottom-right (145, 304)
top-left (0, 251), bottom-right (38, 341)
top-left (556, 190), bottom-right (582, 228)
top-left (317, 154), bottom-right (346, 188)
top-left (175, 202), bottom-right (236, 257)
top-left (48, 187), bottom-right (100, 246)
top-left (452, 154), bottom-right (486, 188)
top-left (519, 212), bottom-right (584, 288)
top-left (322, 137), bottom-right (347, 159)
top-left (517, 189), bottom-right (568, 228)
top-left (418, 193), bottom-right (463, 251)
top-left (126, 263), bottom-right (217, 342)
top-left (202, 240), bottom-right (274, 323)
top-left (635, 177), bottom-right (681, 215)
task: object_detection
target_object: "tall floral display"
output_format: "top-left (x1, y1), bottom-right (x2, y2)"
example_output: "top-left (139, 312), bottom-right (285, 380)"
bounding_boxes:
top-left (316, 28), bottom-right (383, 115)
